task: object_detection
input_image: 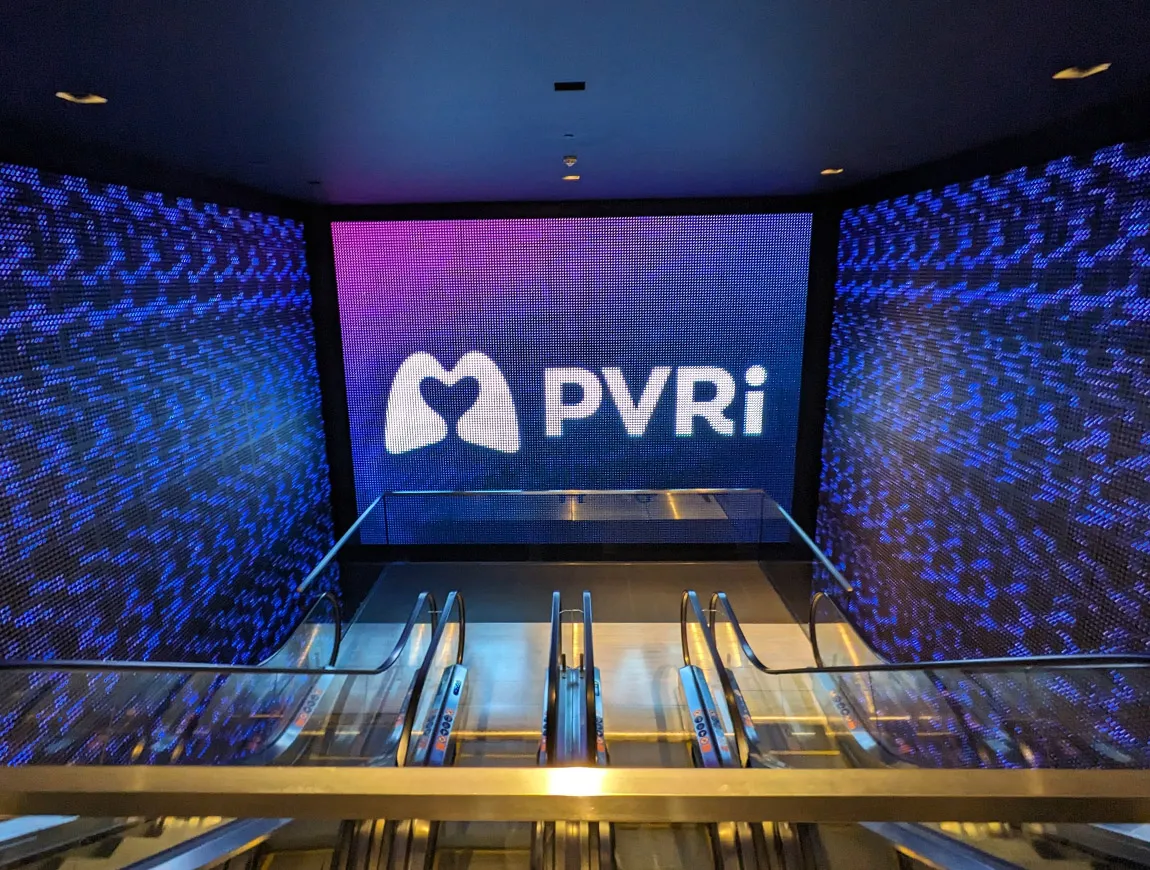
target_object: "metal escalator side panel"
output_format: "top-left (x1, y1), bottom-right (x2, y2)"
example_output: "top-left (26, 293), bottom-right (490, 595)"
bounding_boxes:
top-left (333, 817), bottom-right (390, 870)
top-left (388, 820), bottom-right (412, 870)
top-left (711, 822), bottom-right (742, 870)
top-left (400, 819), bottom-right (434, 870)
top-left (408, 668), bottom-right (453, 767)
top-left (860, 823), bottom-right (1027, 870)
top-left (531, 821), bottom-right (553, 870)
top-left (809, 672), bottom-right (887, 767)
top-left (596, 822), bottom-right (614, 870)
top-left (592, 669), bottom-right (606, 767)
top-left (559, 669), bottom-right (589, 766)
top-left (724, 668), bottom-right (763, 763)
top-left (0, 816), bottom-right (79, 845)
top-left (396, 665), bottom-right (464, 868)
top-left (679, 666), bottom-right (728, 768)
top-left (425, 666), bottom-right (466, 769)
top-left (121, 819), bottom-right (292, 870)
top-left (0, 818), bottom-right (139, 870)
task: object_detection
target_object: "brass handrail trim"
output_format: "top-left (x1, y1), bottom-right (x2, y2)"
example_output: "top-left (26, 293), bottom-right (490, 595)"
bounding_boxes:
top-left (1, 768), bottom-right (1148, 823)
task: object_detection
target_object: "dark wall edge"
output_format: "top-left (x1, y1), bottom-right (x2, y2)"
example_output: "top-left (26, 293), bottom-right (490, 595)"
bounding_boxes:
top-left (325, 194), bottom-right (820, 222)
top-left (0, 118), bottom-right (307, 218)
top-left (788, 207), bottom-right (840, 537)
top-left (303, 207), bottom-right (359, 537)
top-left (833, 81), bottom-right (1150, 209)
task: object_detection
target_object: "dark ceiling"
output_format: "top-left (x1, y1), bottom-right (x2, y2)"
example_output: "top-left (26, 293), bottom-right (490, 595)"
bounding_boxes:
top-left (2, 0), bottom-right (1148, 204)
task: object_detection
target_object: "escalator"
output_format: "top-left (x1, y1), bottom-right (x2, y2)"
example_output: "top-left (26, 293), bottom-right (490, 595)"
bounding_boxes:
top-left (342, 589), bottom-right (607, 869)
top-left (690, 587), bottom-right (1150, 870)
top-left (197, 589), bottom-right (607, 870)
top-left (0, 575), bottom-right (468, 870)
top-left (4, 572), bottom-right (1150, 870)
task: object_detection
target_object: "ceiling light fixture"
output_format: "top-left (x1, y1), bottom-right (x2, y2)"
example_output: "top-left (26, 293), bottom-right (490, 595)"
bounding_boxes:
top-left (563, 156), bottom-right (578, 167)
top-left (55, 91), bottom-right (107, 105)
top-left (1052, 62), bottom-right (1111, 80)
top-left (562, 174), bottom-right (580, 181)
top-left (820, 167), bottom-right (844, 176)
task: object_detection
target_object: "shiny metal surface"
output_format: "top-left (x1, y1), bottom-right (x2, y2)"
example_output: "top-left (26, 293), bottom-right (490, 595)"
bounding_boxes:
top-left (859, 822), bottom-right (1023, 870)
top-left (447, 620), bottom-right (818, 744)
top-left (128, 819), bottom-right (290, 870)
top-left (2, 767), bottom-right (1149, 822)
top-left (295, 496), bottom-right (381, 593)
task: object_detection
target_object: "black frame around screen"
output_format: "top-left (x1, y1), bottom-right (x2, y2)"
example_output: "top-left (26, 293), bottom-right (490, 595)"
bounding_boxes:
top-left (305, 197), bottom-right (840, 564)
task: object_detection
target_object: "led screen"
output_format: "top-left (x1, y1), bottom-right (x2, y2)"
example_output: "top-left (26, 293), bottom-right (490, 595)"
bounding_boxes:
top-left (333, 214), bottom-right (812, 543)
top-left (0, 160), bottom-right (333, 664)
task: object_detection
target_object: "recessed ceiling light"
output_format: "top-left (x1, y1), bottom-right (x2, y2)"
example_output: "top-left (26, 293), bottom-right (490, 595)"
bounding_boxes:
top-left (820, 167), bottom-right (844, 176)
top-left (55, 91), bottom-right (107, 105)
top-left (1052, 62), bottom-right (1111, 80)
top-left (562, 174), bottom-right (580, 181)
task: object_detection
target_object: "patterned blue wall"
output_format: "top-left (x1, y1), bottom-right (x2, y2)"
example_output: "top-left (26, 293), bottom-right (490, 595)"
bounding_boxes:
top-left (0, 162), bottom-right (335, 664)
top-left (818, 140), bottom-right (1150, 661)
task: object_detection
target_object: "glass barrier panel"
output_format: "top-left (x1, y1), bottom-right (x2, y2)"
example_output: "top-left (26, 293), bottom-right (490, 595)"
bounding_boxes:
top-left (0, 666), bottom-right (321, 765)
top-left (381, 489), bottom-right (767, 545)
top-left (293, 620), bottom-right (435, 766)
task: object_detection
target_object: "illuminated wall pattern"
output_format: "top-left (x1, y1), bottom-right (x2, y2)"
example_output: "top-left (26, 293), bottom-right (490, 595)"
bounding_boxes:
top-left (0, 161), bottom-right (334, 664)
top-left (818, 140), bottom-right (1150, 662)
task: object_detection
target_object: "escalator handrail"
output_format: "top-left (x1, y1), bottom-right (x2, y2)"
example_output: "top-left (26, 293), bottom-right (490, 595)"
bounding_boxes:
top-left (582, 590), bottom-right (597, 766)
top-left (257, 590), bottom-right (342, 669)
top-left (544, 591), bottom-right (562, 766)
top-left (713, 591), bottom-right (1150, 676)
top-left (680, 590), bottom-right (753, 767)
top-left (0, 592), bottom-right (439, 678)
top-left (396, 590), bottom-right (466, 767)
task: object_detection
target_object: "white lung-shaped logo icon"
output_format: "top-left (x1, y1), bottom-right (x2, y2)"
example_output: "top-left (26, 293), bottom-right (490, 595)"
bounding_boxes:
top-left (384, 351), bottom-right (521, 455)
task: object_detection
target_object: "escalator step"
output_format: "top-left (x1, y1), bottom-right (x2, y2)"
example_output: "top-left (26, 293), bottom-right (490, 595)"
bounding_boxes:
top-left (433, 850), bottom-right (531, 870)
top-left (612, 824), bottom-right (716, 870)
top-left (258, 849), bottom-right (336, 870)
top-left (433, 823), bottom-right (533, 851)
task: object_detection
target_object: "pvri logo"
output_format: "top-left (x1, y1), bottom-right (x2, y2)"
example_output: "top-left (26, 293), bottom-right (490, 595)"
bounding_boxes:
top-left (384, 352), bottom-right (521, 455)
top-left (384, 351), bottom-right (768, 456)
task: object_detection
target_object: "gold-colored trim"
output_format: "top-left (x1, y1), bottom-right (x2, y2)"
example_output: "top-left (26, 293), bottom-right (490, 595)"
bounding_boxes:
top-left (1, 768), bottom-right (1149, 823)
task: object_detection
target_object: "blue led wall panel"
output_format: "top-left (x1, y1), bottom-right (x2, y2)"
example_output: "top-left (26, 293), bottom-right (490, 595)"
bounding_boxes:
top-left (0, 162), bottom-right (334, 663)
top-left (818, 140), bottom-right (1150, 662)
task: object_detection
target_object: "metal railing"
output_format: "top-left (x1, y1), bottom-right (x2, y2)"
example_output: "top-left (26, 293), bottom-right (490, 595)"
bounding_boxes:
top-left (1, 766), bottom-right (1147, 823)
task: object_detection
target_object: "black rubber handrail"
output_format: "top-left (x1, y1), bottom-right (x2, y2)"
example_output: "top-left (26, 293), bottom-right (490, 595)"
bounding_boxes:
top-left (0, 592), bottom-right (438, 677)
top-left (396, 590), bottom-right (466, 767)
top-left (712, 591), bottom-right (1150, 676)
top-left (544, 591), bottom-right (562, 766)
top-left (680, 590), bottom-right (753, 768)
top-left (582, 590), bottom-right (597, 766)
top-left (261, 590), bottom-right (342, 670)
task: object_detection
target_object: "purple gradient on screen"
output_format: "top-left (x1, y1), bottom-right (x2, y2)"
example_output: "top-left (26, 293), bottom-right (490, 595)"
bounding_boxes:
top-left (333, 214), bottom-right (812, 542)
